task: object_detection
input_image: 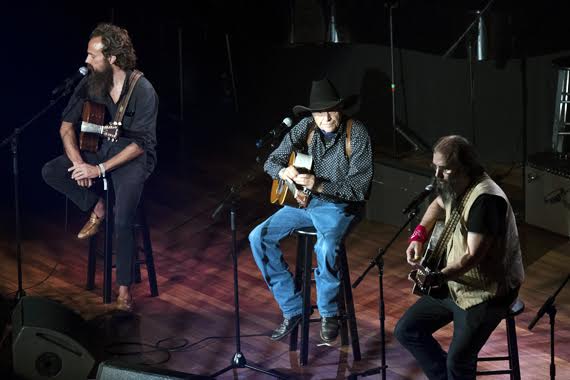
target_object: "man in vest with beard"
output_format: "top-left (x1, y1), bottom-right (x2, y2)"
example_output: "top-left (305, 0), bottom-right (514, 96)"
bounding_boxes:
top-left (395, 135), bottom-right (524, 380)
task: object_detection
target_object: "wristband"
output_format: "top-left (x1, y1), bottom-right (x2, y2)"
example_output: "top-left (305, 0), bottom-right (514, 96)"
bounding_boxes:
top-left (409, 225), bottom-right (428, 244)
top-left (98, 163), bottom-right (106, 178)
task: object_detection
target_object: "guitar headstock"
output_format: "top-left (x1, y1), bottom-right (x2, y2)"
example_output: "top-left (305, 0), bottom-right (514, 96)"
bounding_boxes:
top-left (102, 121), bottom-right (121, 142)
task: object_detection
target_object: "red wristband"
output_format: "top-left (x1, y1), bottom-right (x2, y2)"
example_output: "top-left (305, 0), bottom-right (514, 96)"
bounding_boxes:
top-left (409, 225), bottom-right (428, 244)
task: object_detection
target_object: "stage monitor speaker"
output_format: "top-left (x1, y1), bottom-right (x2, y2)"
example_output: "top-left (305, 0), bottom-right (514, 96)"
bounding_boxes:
top-left (525, 162), bottom-right (570, 237)
top-left (11, 296), bottom-right (95, 380)
top-left (366, 158), bottom-right (433, 226)
top-left (96, 360), bottom-right (213, 380)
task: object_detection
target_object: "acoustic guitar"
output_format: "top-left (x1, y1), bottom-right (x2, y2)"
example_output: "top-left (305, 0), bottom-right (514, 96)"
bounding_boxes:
top-left (269, 151), bottom-right (313, 208)
top-left (408, 221), bottom-right (447, 296)
top-left (79, 101), bottom-right (120, 152)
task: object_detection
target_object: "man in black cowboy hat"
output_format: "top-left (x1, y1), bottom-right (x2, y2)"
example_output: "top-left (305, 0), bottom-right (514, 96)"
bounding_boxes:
top-left (249, 78), bottom-right (373, 343)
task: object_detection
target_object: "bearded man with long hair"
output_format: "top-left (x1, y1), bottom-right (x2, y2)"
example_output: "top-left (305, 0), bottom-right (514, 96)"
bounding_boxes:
top-left (42, 23), bottom-right (158, 312)
top-left (395, 135), bottom-right (524, 380)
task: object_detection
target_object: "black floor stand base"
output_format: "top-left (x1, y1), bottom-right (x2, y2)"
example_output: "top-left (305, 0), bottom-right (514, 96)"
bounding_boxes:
top-left (211, 352), bottom-right (288, 379)
top-left (348, 365), bottom-right (388, 380)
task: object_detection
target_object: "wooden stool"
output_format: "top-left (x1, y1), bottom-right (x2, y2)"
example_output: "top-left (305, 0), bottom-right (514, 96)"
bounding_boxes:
top-left (85, 190), bottom-right (159, 304)
top-left (476, 298), bottom-right (524, 380)
top-left (289, 226), bottom-right (361, 366)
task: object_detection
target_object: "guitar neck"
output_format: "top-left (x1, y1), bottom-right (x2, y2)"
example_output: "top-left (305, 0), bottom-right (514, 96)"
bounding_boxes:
top-left (284, 178), bottom-right (299, 197)
top-left (81, 121), bottom-right (103, 134)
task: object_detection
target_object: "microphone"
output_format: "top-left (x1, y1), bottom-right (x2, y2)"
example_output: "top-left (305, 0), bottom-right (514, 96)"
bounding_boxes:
top-left (255, 117), bottom-right (293, 149)
top-left (51, 66), bottom-right (89, 97)
top-left (402, 182), bottom-right (435, 214)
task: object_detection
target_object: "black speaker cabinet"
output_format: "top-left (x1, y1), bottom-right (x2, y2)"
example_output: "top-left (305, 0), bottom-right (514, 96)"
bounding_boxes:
top-left (526, 164), bottom-right (570, 236)
top-left (526, 153), bottom-right (570, 237)
top-left (96, 360), bottom-right (213, 379)
top-left (366, 158), bottom-right (433, 226)
top-left (11, 296), bottom-right (94, 380)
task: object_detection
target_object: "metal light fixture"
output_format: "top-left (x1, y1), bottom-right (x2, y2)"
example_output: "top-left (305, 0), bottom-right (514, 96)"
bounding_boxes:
top-left (287, 0), bottom-right (350, 45)
top-left (475, 10), bottom-right (488, 61)
top-left (326, 0), bottom-right (340, 43)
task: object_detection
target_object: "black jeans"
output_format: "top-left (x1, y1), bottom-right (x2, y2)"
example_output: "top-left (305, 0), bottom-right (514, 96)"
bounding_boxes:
top-left (42, 140), bottom-right (148, 286)
top-left (394, 291), bottom-right (517, 380)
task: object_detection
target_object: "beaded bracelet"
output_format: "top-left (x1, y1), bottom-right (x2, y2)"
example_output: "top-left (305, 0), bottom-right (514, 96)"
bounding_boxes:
top-left (98, 163), bottom-right (106, 178)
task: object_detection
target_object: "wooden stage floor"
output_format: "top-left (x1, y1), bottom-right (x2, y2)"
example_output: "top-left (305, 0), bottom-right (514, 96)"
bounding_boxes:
top-left (0, 137), bottom-right (568, 379)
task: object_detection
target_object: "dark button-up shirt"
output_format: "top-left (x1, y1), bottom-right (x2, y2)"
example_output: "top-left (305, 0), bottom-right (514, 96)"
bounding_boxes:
top-left (264, 116), bottom-right (373, 203)
top-left (61, 70), bottom-right (159, 174)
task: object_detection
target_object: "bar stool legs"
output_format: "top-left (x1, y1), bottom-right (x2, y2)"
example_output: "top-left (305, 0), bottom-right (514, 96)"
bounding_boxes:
top-left (289, 228), bottom-right (361, 366)
top-left (339, 247), bottom-right (361, 361)
top-left (103, 188), bottom-right (113, 304)
top-left (135, 201), bottom-right (159, 297)
top-left (85, 195), bottom-right (159, 303)
top-left (506, 314), bottom-right (521, 380)
top-left (477, 298), bottom-right (524, 380)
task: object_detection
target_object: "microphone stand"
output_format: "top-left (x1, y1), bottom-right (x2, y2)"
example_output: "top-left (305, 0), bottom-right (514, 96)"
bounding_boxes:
top-left (442, 0), bottom-right (496, 147)
top-left (209, 158), bottom-right (288, 379)
top-left (0, 86), bottom-right (76, 303)
top-left (348, 207), bottom-right (420, 379)
top-left (528, 274), bottom-right (569, 380)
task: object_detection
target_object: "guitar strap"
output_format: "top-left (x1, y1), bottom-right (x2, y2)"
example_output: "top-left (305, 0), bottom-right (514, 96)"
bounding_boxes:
top-left (424, 175), bottom-right (486, 269)
top-left (113, 70), bottom-right (143, 124)
top-left (345, 119), bottom-right (353, 158)
top-left (287, 118), bottom-right (354, 207)
top-left (306, 118), bottom-right (353, 158)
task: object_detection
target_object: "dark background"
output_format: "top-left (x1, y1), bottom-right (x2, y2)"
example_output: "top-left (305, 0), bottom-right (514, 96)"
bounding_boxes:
top-left (1, 0), bottom-right (570, 216)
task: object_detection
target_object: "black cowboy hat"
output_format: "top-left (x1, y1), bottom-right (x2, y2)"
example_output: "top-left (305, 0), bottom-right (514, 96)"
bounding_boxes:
top-left (292, 78), bottom-right (358, 116)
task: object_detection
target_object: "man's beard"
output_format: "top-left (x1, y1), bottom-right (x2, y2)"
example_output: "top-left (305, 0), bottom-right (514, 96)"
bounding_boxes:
top-left (436, 177), bottom-right (459, 209)
top-left (87, 63), bottom-right (113, 98)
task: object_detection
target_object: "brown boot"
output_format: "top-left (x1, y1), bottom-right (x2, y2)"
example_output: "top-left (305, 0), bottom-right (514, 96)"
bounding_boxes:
top-left (77, 212), bottom-right (104, 240)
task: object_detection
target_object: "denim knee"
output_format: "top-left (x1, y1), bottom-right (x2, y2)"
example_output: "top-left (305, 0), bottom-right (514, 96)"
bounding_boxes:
top-left (320, 238), bottom-right (337, 257)
top-left (249, 224), bottom-right (262, 247)
top-left (249, 224), bottom-right (266, 259)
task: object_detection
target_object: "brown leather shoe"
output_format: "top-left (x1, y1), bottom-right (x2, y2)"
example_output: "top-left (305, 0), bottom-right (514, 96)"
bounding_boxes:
top-left (115, 296), bottom-right (134, 312)
top-left (77, 212), bottom-right (104, 240)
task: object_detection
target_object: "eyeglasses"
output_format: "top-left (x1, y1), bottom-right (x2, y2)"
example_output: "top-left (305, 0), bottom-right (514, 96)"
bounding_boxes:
top-left (430, 163), bottom-right (454, 175)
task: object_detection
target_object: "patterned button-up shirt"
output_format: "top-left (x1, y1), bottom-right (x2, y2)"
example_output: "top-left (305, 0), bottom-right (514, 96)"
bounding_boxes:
top-left (264, 116), bottom-right (373, 203)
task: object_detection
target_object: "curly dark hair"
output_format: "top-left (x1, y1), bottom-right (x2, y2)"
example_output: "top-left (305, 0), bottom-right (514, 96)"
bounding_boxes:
top-left (433, 135), bottom-right (485, 179)
top-left (90, 23), bottom-right (137, 70)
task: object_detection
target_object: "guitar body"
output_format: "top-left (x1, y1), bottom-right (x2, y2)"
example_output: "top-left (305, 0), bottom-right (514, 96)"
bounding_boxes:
top-left (80, 101), bottom-right (105, 152)
top-left (270, 152), bottom-right (296, 205)
top-left (409, 221), bottom-right (448, 297)
top-left (270, 152), bottom-right (313, 208)
top-left (78, 101), bottom-right (121, 152)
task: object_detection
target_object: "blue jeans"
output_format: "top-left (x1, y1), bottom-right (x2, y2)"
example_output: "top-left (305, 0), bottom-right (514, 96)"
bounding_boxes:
top-left (249, 198), bottom-right (356, 319)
